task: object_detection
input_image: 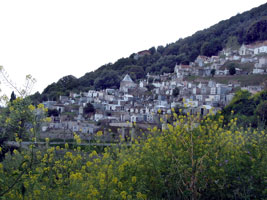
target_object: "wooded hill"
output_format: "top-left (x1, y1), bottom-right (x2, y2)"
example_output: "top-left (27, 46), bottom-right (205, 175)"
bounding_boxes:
top-left (33, 3), bottom-right (267, 102)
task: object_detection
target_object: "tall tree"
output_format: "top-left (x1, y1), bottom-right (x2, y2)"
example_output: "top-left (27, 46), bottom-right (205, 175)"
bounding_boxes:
top-left (10, 91), bottom-right (16, 102)
top-left (211, 69), bottom-right (216, 77)
top-left (84, 103), bottom-right (95, 115)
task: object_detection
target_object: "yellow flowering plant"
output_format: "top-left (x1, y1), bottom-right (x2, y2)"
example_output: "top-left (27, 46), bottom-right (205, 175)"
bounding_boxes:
top-left (0, 99), bottom-right (266, 199)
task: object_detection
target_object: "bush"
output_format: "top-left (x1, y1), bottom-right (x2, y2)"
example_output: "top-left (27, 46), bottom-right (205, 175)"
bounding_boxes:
top-left (0, 112), bottom-right (266, 199)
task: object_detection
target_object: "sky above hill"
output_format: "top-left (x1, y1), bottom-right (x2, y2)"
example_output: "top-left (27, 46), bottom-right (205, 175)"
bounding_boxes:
top-left (0, 0), bottom-right (266, 97)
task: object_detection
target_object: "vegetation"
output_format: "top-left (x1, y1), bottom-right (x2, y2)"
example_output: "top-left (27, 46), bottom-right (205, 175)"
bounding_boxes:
top-left (172, 87), bottom-right (180, 97)
top-left (245, 19), bottom-right (267, 43)
top-left (228, 64), bottom-right (236, 75)
top-left (0, 103), bottom-right (266, 199)
top-left (48, 109), bottom-right (59, 117)
top-left (210, 69), bottom-right (216, 77)
top-left (35, 3), bottom-right (267, 100)
top-left (84, 103), bottom-right (95, 115)
top-left (222, 90), bottom-right (267, 128)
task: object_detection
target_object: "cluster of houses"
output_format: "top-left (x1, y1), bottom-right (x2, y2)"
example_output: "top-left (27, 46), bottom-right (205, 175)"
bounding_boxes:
top-left (177, 40), bottom-right (267, 77)
top-left (42, 41), bottom-right (266, 135)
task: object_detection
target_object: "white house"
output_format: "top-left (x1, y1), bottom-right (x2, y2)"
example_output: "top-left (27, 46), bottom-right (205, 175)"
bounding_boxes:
top-left (239, 44), bottom-right (254, 56)
top-left (253, 41), bottom-right (267, 55)
top-left (253, 68), bottom-right (265, 74)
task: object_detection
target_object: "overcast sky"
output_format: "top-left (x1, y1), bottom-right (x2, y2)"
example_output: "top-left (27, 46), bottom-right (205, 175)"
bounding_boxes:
top-left (0, 0), bottom-right (266, 96)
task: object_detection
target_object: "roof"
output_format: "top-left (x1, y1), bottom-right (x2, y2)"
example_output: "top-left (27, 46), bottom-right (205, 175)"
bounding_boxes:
top-left (180, 64), bottom-right (191, 69)
top-left (197, 55), bottom-right (209, 60)
top-left (122, 74), bottom-right (134, 82)
top-left (137, 50), bottom-right (151, 56)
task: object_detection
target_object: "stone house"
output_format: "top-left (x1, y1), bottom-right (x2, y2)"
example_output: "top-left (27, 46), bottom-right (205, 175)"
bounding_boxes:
top-left (195, 55), bottom-right (210, 67)
top-left (120, 74), bottom-right (137, 93)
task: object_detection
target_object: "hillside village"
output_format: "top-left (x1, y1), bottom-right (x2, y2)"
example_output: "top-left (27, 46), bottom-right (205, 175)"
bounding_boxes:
top-left (41, 41), bottom-right (267, 138)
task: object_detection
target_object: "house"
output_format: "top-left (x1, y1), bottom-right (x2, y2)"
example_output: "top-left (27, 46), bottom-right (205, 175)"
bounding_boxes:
top-left (217, 85), bottom-right (232, 95)
top-left (43, 101), bottom-right (57, 109)
top-left (253, 41), bottom-right (267, 55)
top-left (94, 111), bottom-right (105, 122)
top-left (239, 44), bottom-right (254, 56)
top-left (241, 57), bottom-right (254, 63)
top-left (139, 80), bottom-right (147, 88)
top-left (253, 68), bottom-right (265, 74)
top-left (120, 74), bottom-right (137, 93)
top-left (53, 104), bottom-right (65, 113)
top-left (220, 48), bottom-right (233, 57)
top-left (174, 64), bottom-right (192, 77)
top-left (239, 41), bottom-right (267, 55)
top-left (210, 87), bottom-right (217, 95)
top-left (134, 50), bottom-right (151, 60)
top-left (199, 105), bottom-right (213, 116)
top-left (59, 96), bottom-right (69, 104)
top-left (195, 55), bottom-right (210, 67)
top-left (255, 57), bottom-right (267, 68)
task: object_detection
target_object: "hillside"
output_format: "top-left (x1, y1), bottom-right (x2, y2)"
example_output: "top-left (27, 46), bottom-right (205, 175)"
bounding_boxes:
top-left (35, 3), bottom-right (267, 101)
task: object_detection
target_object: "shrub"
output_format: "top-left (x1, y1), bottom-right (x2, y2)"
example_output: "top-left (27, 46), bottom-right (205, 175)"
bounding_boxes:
top-left (0, 112), bottom-right (266, 199)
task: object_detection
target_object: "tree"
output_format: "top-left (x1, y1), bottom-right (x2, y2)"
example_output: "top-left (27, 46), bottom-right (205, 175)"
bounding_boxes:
top-left (94, 70), bottom-right (120, 90)
top-left (229, 65), bottom-right (236, 75)
top-left (210, 69), bottom-right (216, 77)
top-left (10, 91), bottom-right (16, 102)
top-left (256, 100), bottom-right (267, 122)
top-left (157, 45), bottom-right (165, 54)
top-left (200, 39), bottom-right (222, 57)
top-left (226, 36), bottom-right (240, 50)
top-left (245, 19), bottom-right (267, 43)
top-left (149, 47), bottom-right (156, 55)
top-left (48, 109), bottom-right (59, 117)
top-left (84, 103), bottom-right (95, 115)
top-left (172, 87), bottom-right (180, 97)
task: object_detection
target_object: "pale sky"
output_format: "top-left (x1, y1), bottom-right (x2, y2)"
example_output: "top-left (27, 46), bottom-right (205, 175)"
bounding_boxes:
top-left (0, 0), bottom-right (266, 97)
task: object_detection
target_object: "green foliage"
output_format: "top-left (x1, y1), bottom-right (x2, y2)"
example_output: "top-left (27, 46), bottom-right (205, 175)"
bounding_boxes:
top-left (0, 112), bottom-right (266, 199)
top-left (224, 62), bottom-right (238, 75)
top-left (48, 109), bottom-right (59, 117)
top-left (29, 92), bottom-right (42, 105)
top-left (245, 19), bottom-right (267, 43)
top-left (120, 65), bottom-right (145, 80)
top-left (0, 98), bottom-right (48, 162)
top-left (172, 87), bottom-right (180, 97)
top-left (10, 91), bottom-right (16, 102)
top-left (200, 39), bottom-right (222, 57)
top-left (226, 36), bottom-right (240, 49)
top-left (210, 69), bottom-right (216, 77)
top-left (94, 70), bottom-right (120, 90)
top-left (0, 98), bottom-right (35, 141)
top-left (83, 103), bottom-right (95, 115)
top-left (256, 100), bottom-right (267, 122)
top-left (229, 65), bottom-right (236, 75)
top-left (222, 90), bottom-right (267, 128)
